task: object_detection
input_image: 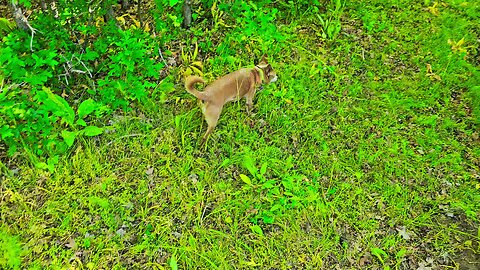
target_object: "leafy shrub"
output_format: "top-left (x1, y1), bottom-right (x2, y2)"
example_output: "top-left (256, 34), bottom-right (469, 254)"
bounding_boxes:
top-left (216, 1), bottom-right (284, 56)
top-left (95, 29), bottom-right (164, 109)
top-left (1, 2), bottom-right (164, 169)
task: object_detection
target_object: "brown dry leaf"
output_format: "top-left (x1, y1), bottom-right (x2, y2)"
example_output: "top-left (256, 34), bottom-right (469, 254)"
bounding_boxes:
top-left (425, 64), bottom-right (441, 81)
top-left (188, 173), bottom-right (198, 184)
top-left (116, 228), bottom-right (126, 237)
top-left (65, 238), bottom-right (76, 249)
top-left (359, 256), bottom-right (371, 266)
top-left (417, 262), bottom-right (432, 270)
top-left (397, 226), bottom-right (411, 240)
top-left (145, 166), bottom-right (154, 176)
top-left (426, 63), bottom-right (433, 74)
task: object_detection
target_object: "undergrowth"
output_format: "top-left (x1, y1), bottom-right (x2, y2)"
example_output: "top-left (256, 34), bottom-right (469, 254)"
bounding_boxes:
top-left (1, 0), bottom-right (479, 269)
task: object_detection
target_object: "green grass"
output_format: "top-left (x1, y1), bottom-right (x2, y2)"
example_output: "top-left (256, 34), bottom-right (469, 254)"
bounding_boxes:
top-left (1, 0), bottom-right (479, 269)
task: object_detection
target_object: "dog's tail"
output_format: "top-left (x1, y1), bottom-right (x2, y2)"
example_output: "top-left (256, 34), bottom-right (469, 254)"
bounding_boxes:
top-left (185, 76), bottom-right (209, 101)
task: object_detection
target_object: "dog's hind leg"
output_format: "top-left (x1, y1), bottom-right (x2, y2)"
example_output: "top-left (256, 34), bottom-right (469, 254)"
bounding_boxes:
top-left (202, 103), bottom-right (223, 140)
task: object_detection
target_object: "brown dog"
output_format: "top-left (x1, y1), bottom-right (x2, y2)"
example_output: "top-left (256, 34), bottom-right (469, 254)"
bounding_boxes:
top-left (185, 56), bottom-right (277, 140)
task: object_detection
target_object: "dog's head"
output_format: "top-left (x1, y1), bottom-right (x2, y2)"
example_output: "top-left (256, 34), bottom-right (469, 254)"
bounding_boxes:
top-left (256, 55), bottom-right (277, 84)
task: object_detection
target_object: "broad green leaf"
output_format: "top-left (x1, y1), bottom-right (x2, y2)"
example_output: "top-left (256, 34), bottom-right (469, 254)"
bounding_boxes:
top-left (41, 87), bottom-right (75, 125)
top-left (0, 125), bottom-right (13, 139)
top-left (47, 155), bottom-right (59, 173)
top-left (169, 0), bottom-right (180, 7)
top-left (18, 0), bottom-right (32, 8)
top-left (82, 126), bottom-right (103, 136)
top-left (169, 253), bottom-right (178, 270)
top-left (76, 119), bottom-right (87, 127)
top-left (174, 115), bottom-right (181, 129)
top-left (239, 174), bottom-right (251, 185)
top-left (242, 155), bottom-right (257, 176)
top-left (262, 213), bottom-right (274, 224)
top-left (250, 225), bottom-right (263, 236)
top-left (260, 162), bottom-right (268, 176)
top-left (88, 196), bottom-right (109, 209)
top-left (61, 130), bottom-right (78, 147)
top-left (77, 99), bottom-right (97, 119)
top-left (35, 162), bottom-right (48, 170)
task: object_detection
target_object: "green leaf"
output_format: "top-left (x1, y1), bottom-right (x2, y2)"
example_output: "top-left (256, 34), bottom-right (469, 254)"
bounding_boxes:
top-left (335, 0), bottom-right (342, 12)
top-left (88, 196), bottom-right (110, 209)
top-left (396, 248), bottom-right (407, 259)
top-left (0, 125), bottom-right (14, 139)
top-left (242, 155), bottom-right (257, 176)
top-left (40, 87), bottom-right (75, 125)
top-left (219, 158), bottom-right (231, 168)
top-left (250, 225), bottom-right (264, 236)
top-left (35, 162), bottom-right (48, 170)
top-left (371, 247), bottom-right (388, 264)
top-left (61, 130), bottom-right (78, 147)
top-left (239, 174), bottom-right (252, 185)
top-left (169, 253), bottom-right (178, 270)
top-left (76, 119), bottom-right (87, 127)
top-left (82, 126), bottom-right (103, 136)
top-left (174, 115), bottom-right (182, 129)
top-left (77, 99), bottom-right (97, 119)
top-left (260, 162), bottom-right (268, 176)
top-left (262, 213), bottom-right (274, 224)
top-left (0, 18), bottom-right (15, 35)
top-left (47, 155), bottom-right (59, 173)
top-left (169, 0), bottom-right (180, 7)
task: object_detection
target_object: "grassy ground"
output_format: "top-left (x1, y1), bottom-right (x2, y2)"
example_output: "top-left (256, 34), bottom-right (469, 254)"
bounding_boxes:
top-left (1, 0), bottom-right (479, 269)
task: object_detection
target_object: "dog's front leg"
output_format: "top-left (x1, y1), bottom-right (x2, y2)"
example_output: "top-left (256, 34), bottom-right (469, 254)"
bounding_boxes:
top-left (245, 89), bottom-right (256, 114)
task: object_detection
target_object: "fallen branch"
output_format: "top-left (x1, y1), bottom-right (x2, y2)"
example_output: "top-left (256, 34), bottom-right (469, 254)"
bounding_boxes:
top-left (9, 0), bottom-right (38, 51)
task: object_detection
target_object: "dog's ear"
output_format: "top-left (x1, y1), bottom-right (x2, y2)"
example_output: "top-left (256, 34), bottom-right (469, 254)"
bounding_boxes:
top-left (261, 54), bottom-right (268, 63)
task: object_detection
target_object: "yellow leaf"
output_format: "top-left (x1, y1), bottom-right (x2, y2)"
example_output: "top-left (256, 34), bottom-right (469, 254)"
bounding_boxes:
top-left (244, 260), bottom-right (259, 266)
top-left (95, 17), bottom-right (104, 27)
top-left (116, 16), bottom-right (126, 26)
top-left (144, 22), bottom-right (151, 32)
top-left (427, 2), bottom-right (440, 16)
top-left (184, 68), bottom-right (193, 77)
top-left (132, 18), bottom-right (140, 28)
top-left (191, 61), bottom-right (203, 70)
top-left (426, 63), bottom-right (433, 74)
top-left (193, 42), bottom-right (199, 61)
top-left (448, 38), bottom-right (468, 54)
top-left (181, 47), bottom-right (188, 62)
top-left (190, 66), bottom-right (203, 76)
